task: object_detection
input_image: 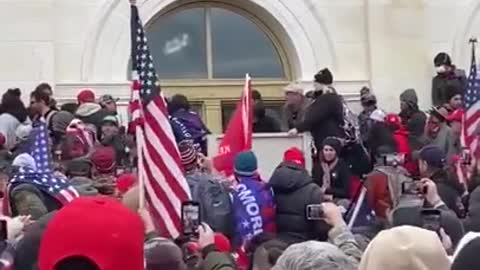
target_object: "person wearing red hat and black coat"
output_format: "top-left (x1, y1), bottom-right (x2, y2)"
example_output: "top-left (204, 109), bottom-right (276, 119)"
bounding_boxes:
top-left (269, 147), bottom-right (326, 244)
top-left (432, 52), bottom-right (466, 107)
top-left (288, 68), bottom-right (345, 156)
top-left (75, 89), bottom-right (113, 136)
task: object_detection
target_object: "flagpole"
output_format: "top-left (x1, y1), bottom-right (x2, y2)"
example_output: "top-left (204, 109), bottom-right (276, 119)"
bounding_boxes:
top-left (131, 70), bottom-right (146, 210)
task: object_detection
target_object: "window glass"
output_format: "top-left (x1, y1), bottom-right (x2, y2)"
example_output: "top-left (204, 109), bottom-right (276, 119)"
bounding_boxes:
top-left (221, 100), bottom-right (283, 132)
top-left (210, 8), bottom-right (284, 78)
top-left (146, 8), bottom-right (208, 79)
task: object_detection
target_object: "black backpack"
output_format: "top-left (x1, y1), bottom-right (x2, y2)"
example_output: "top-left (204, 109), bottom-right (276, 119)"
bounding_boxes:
top-left (187, 173), bottom-right (234, 238)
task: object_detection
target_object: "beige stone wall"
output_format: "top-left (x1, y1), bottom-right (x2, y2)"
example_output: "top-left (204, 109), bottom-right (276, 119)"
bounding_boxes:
top-left (0, 0), bottom-right (478, 132)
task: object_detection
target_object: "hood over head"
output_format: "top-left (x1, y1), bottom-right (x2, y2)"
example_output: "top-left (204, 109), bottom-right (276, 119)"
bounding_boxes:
top-left (400, 88), bottom-right (419, 108)
top-left (75, 102), bottom-right (102, 117)
top-left (359, 226), bottom-right (450, 270)
top-left (269, 162), bottom-right (312, 193)
top-left (12, 153), bottom-right (36, 171)
top-left (51, 111), bottom-right (75, 135)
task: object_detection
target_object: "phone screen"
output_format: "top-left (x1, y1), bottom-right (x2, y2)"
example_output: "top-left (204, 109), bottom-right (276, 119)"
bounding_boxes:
top-left (421, 209), bottom-right (441, 233)
top-left (306, 204), bottom-right (323, 220)
top-left (182, 201), bottom-right (200, 236)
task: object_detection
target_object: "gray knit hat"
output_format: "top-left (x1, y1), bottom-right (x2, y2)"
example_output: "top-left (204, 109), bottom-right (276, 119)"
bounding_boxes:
top-left (51, 111), bottom-right (75, 135)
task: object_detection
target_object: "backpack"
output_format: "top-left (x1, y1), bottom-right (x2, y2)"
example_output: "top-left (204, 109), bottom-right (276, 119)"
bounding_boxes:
top-left (187, 172), bottom-right (233, 238)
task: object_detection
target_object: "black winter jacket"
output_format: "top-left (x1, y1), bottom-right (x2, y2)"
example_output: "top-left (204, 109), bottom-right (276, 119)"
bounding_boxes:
top-left (269, 162), bottom-right (325, 244)
top-left (464, 186), bottom-right (480, 233)
top-left (295, 93), bottom-right (344, 152)
top-left (312, 159), bottom-right (351, 199)
top-left (432, 68), bottom-right (466, 107)
top-left (430, 169), bottom-right (465, 218)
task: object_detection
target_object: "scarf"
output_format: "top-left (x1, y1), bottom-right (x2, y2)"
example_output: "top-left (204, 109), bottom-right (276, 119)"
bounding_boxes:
top-left (321, 159), bottom-right (338, 190)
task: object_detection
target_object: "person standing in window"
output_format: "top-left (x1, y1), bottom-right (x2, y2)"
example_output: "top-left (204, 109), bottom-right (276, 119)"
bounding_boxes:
top-left (432, 52), bottom-right (466, 107)
top-left (253, 100), bottom-right (282, 133)
top-left (282, 83), bottom-right (309, 131)
top-left (251, 90), bottom-right (283, 132)
top-left (168, 94), bottom-right (210, 155)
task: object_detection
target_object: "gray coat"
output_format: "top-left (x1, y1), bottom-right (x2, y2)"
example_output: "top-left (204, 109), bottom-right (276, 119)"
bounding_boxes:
top-left (428, 124), bottom-right (458, 159)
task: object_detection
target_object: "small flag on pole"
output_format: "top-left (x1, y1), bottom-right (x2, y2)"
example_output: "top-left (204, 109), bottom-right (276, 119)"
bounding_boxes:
top-left (213, 75), bottom-right (253, 177)
top-left (462, 39), bottom-right (480, 154)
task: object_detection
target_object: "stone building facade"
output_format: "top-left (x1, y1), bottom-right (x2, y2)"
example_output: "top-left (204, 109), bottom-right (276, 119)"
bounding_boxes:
top-left (1, 0), bottom-right (479, 133)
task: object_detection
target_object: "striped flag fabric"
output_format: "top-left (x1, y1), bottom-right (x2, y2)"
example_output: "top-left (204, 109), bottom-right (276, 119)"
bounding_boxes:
top-left (10, 121), bottom-right (79, 206)
top-left (130, 4), bottom-right (190, 238)
top-left (462, 43), bottom-right (480, 154)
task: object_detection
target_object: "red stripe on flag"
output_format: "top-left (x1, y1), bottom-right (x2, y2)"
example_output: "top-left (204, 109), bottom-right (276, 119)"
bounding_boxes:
top-left (144, 190), bottom-right (171, 238)
top-left (141, 153), bottom-right (181, 227)
top-left (143, 134), bottom-right (187, 208)
top-left (144, 104), bottom-right (184, 172)
top-left (465, 111), bottom-right (480, 128)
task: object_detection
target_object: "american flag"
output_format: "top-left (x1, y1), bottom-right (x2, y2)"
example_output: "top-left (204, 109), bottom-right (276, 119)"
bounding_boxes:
top-left (10, 121), bottom-right (79, 205)
top-left (130, 4), bottom-right (190, 238)
top-left (462, 44), bottom-right (480, 153)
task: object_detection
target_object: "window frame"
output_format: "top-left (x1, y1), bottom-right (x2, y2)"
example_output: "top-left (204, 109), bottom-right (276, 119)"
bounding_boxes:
top-left (145, 2), bottom-right (292, 81)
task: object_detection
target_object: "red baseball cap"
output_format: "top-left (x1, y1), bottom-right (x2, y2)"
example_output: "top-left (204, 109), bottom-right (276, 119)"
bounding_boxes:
top-left (283, 147), bottom-right (305, 167)
top-left (214, 233), bottom-right (231, 252)
top-left (116, 173), bottom-right (137, 195)
top-left (39, 197), bottom-right (144, 270)
top-left (91, 146), bottom-right (116, 174)
top-left (77, 88), bottom-right (96, 104)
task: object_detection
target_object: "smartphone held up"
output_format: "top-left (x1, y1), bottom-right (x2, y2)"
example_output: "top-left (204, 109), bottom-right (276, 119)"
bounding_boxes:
top-left (181, 201), bottom-right (201, 238)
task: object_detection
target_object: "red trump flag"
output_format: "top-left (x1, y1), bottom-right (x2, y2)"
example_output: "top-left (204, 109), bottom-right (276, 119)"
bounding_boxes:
top-left (213, 75), bottom-right (253, 176)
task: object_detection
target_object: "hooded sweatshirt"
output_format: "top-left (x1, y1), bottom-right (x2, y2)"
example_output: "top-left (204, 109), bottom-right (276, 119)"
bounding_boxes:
top-left (75, 102), bottom-right (111, 132)
top-left (269, 162), bottom-right (325, 244)
top-left (399, 89), bottom-right (427, 149)
top-left (359, 226), bottom-right (451, 270)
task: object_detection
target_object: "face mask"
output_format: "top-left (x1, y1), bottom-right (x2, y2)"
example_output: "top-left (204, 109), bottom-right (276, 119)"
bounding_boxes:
top-left (436, 65), bottom-right (447, 74)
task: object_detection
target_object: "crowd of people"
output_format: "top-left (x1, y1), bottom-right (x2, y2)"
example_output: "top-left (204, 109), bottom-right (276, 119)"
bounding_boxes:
top-left (0, 51), bottom-right (479, 270)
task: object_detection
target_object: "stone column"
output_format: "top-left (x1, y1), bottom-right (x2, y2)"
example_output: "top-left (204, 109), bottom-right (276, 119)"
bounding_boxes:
top-left (204, 99), bottom-right (222, 134)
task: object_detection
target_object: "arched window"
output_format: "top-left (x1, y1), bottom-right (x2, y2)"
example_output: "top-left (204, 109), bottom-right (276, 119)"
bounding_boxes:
top-left (146, 6), bottom-right (286, 79)
top-left (131, 4), bottom-right (291, 133)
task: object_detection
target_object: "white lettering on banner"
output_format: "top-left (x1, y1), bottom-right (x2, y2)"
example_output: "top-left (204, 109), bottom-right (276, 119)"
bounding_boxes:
top-left (219, 145), bottom-right (231, 154)
top-left (246, 203), bottom-right (259, 216)
top-left (239, 189), bottom-right (256, 205)
top-left (236, 184), bottom-right (263, 235)
top-left (251, 216), bottom-right (263, 234)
